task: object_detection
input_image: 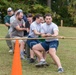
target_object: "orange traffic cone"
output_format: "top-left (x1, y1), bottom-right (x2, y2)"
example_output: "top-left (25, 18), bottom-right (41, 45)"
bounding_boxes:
top-left (11, 40), bottom-right (22, 75)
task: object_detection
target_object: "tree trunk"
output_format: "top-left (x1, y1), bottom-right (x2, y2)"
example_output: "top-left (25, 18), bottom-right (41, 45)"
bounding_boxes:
top-left (47, 0), bottom-right (51, 9)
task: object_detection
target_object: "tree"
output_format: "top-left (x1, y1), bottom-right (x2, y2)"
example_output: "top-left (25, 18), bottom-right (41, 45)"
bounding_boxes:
top-left (68, 0), bottom-right (76, 25)
top-left (47, 0), bottom-right (51, 9)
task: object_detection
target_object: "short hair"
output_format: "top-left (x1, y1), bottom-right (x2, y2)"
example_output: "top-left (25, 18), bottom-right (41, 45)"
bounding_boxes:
top-left (35, 14), bottom-right (42, 18)
top-left (44, 13), bottom-right (52, 18)
top-left (27, 13), bottom-right (33, 18)
top-left (33, 14), bottom-right (42, 21)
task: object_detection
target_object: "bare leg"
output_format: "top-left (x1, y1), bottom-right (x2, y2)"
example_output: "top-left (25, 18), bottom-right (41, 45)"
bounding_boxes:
top-left (49, 48), bottom-right (62, 68)
top-left (30, 49), bottom-right (35, 58)
top-left (29, 49), bottom-right (35, 63)
top-left (33, 44), bottom-right (49, 67)
top-left (43, 50), bottom-right (47, 60)
top-left (20, 41), bottom-right (25, 51)
top-left (20, 41), bottom-right (25, 59)
top-left (33, 44), bottom-right (45, 60)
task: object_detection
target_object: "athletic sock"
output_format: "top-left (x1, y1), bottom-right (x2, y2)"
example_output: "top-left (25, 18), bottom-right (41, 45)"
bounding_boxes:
top-left (58, 67), bottom-right (62, 69)
top-left (40, 59), bottom-right (45, 62)
top-left (20, 50), bottom-right (24, 55)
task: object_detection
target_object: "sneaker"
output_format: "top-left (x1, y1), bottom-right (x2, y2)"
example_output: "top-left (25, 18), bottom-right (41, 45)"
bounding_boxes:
top-left (58, 68), bottom-right (64, 73)
top-left (26, 58), bottom-right (30, 61)
top-left (21, 55), bottom-right (25, 60)
top-left (20, 51), bottom-right (25, 60)
top-left (9, 49), bottom-right (13, 53)
top-left (35, 61), bottom-right (49, 67)
top-left (29, 58), bottom-right (35, 63)
top-left (20, 50), bottom-right (25, 60)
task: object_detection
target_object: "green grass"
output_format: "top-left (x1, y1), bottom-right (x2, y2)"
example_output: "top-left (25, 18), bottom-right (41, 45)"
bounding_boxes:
top-left (0, 25), bottom-right (76, 75)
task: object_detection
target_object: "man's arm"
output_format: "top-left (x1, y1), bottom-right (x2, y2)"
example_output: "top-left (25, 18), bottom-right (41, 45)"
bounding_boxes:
top-left (15, 25), bottom-right (27, 31)
top-left (51, 30), bottom-right (58, 37)
top-left (31, 24), bottom-right (41, 36)
top-left (33, 30), bottom-right (41, 36)
top-left (5, 23), bottom-right (10, 27)
top-left (25, 21), bottom-right (30, 32)
top-left (26, 28), bottom-right (30, 33)
top-left (41, 30), bottom-right (58, 37)
top-left (4, 16), bottom-right (10, 27)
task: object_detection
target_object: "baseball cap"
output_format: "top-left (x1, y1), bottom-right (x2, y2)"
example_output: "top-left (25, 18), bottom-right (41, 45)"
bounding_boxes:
top-left (17, 9), bottom-right (23, 13)
top-left (7, 7), bottom-right (13, 12)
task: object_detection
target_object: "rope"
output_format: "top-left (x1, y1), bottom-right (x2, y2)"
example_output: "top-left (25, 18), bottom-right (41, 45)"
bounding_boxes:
top-left (0, 36), bottom-right (73, 40)
top-left (0, 36), bottom-right (76, 40)
top-left (0, 36), bottom-right (64, 40)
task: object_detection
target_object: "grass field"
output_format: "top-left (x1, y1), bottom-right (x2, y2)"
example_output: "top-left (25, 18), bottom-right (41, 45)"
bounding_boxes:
top-left (0, 25), bottom-right (76, 75)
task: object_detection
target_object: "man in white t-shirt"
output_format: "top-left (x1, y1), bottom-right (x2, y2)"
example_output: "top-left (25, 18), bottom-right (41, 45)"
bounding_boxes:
top-left (33, 13), bottom-right (64, 73)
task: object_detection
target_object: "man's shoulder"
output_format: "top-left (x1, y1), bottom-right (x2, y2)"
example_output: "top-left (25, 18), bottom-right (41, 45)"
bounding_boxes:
top-left (32, 21), bottom-right (36, 24)
top-left (31, 21), bottom-right (36, 26)
top-left (51, 22), bottom-right (57, 25)
top-left (12, 19), bottom-right (18, 24)
top-left (10, 15), bottom-right (15, 19)
top-left (22, 19), bottom-right (25, 22)
top-left (4, 15), bottom-right (9, 19)
top-left (41, 23), bottom-right (46, 27)
top-left (51, 22), bottom-right (58, 27)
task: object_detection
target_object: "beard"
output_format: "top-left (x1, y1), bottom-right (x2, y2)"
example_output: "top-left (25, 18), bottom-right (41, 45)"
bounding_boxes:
top-left (18, 18), bottom-right (22, 21)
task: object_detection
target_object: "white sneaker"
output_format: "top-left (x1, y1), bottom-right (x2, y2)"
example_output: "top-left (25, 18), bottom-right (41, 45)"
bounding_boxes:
top-left (9, 49), bottom-right (13, 53)
top-left (58, 68), bottom-right (64, 73)
top-left (21, 55), bottom-right (25, 60)
top-left (35, 61), bottom-right (49, 67)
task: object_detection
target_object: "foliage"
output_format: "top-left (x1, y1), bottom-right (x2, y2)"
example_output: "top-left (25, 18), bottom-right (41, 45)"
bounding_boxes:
top-left (51, 0), bottom-right (74, 26)
top-left (0, 0), bottom-right (76, 26)
top-left (0, 0), bottom-right (52, 23)
top-left (31, 4), bottom-right (52, 15)
top-left (68, 0), bottom-right (76, 25)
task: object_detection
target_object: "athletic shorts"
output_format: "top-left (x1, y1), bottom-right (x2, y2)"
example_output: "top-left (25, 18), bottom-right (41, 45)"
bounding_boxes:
top-left (41, 40), bottom-right (59, 51)
top-left (26, 36), bottom-right (40, 49)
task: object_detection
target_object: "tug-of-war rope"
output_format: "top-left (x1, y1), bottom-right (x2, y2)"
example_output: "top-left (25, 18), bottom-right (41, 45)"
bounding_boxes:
top-left (0, 36), bottom-right (76, 40)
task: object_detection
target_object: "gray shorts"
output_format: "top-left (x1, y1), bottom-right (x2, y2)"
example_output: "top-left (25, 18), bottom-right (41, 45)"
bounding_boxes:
top-left (12, 37), bottom-right (27, 43)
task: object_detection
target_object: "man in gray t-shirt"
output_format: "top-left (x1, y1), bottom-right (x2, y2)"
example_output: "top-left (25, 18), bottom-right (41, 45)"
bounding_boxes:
top-left (28, 21), bottom-right (41, 38)
top-left (9, 9), bottom-right (23, 34)
top-left (11, 19), bottom-right (25, 38)
top-left (26, 14), bottom-right (42, 63)
top-left (41, 22), bottom-right (59, 41)
top-left (11, 12), bottom-right (26, 60)
top-left (33, 13), bottom-right (64, 73)
top-left (9, 14), bottom-right (16, 34)
top-left (27, 14), bottom-right (43, 48)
